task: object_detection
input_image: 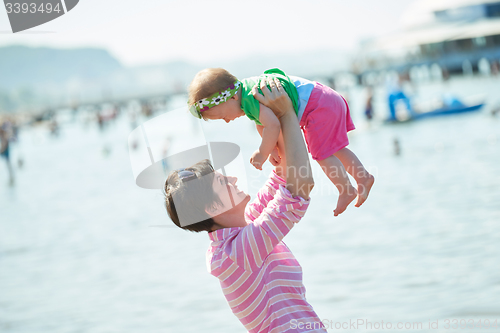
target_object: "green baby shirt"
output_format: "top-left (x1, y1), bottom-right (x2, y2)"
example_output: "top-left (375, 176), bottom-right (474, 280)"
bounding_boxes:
top-left (240, 68), bottom-right (300, 126)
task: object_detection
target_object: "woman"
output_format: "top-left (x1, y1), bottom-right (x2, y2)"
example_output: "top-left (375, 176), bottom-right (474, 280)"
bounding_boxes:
top-left (164, 79), bottom-right (326, 333)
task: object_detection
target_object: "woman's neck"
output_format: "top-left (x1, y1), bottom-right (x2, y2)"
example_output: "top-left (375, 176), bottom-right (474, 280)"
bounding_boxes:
top-left (210, 201), bottom-right (249, 231)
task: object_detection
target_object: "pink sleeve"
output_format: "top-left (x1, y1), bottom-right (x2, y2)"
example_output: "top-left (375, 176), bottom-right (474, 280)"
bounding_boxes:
top-left (227, 184), bottom-right (310, 271)
top-left (245, 171), bottom-right (286, 222)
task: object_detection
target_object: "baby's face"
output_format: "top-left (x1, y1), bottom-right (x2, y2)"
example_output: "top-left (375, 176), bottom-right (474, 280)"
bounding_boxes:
top-left (203, 98), bottom-right (244, 123)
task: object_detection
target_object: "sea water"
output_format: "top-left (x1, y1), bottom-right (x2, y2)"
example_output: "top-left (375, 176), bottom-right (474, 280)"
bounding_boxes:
top-left (1, 76), bottom-right (499, 332)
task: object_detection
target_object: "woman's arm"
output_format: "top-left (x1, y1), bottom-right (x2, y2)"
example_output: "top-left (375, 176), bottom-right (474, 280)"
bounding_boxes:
top-left (253, 78), bottom-right (314, 199)
top-left (244, 169), bottom-right (286, 222)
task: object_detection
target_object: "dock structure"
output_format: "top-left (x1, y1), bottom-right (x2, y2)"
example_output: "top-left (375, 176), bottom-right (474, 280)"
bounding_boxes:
top-left (353, 0), bottom-right (500, 82)
top-left (23, 90), bottom-right (182, 123)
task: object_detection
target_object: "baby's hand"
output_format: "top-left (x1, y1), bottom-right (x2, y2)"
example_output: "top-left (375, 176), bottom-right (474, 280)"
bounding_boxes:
top-left (250, 150), bottom-right (267, 170)
top-left (269, 146), bottom-right (281, 166)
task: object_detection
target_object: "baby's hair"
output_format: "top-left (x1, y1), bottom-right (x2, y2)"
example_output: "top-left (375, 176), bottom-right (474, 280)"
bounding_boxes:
top-left (188, 68), bottom-right (238, 119)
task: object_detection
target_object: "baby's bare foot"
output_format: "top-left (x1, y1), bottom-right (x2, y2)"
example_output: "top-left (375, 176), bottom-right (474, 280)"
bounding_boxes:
top-left (334, 186), bottom-right (357, 216)
top-left (355, 174), bottom-right (375, 207)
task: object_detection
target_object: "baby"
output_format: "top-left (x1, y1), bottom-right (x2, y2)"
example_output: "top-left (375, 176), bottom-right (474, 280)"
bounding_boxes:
top-left (188, 68), bottom-right (374, 216)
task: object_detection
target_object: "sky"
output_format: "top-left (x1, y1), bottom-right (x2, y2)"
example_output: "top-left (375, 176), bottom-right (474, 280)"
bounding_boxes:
top-left (0, 0), bottom-right (418, 67)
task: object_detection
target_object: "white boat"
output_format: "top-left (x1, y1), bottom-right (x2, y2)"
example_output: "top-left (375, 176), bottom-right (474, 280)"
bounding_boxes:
top-left (354, 0), bottom-right (500, 77)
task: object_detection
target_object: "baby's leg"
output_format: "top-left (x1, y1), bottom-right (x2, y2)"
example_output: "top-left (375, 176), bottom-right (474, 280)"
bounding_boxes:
top-left (334, 147), bottom-right (374, 207)
top-left (318, 156), bottom-right (357, 216)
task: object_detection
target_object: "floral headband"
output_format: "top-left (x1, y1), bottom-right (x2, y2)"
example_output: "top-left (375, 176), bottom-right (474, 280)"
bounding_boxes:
top-left (188, 81), bottom-right (241, 119)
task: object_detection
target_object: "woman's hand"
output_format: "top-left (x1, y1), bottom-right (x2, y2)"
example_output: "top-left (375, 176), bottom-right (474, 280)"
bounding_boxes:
top-left (252, 78), bottom-right (293, 119)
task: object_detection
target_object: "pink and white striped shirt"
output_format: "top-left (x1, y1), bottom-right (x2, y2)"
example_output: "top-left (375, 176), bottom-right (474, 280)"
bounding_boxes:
top-left (207, 171), bottom-right (327, 333)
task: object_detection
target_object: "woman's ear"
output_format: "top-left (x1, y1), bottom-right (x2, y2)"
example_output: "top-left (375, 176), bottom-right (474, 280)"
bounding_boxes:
top-left (206, 204), bottom-right (222, 217)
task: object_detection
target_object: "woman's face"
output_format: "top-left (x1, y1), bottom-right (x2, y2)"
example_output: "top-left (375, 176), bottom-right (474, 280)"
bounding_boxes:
top-left (210, 171), bottom-right (250, 217)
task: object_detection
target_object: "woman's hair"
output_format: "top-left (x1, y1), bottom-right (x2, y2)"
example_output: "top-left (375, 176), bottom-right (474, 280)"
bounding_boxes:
top-left (164, 159), bottom-right (223, 232)
top-left (188, 68), bottom-right (238, 107)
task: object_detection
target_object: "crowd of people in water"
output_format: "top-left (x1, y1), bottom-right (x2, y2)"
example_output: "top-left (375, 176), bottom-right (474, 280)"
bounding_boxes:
top-left (0, 117), bottom-right (20, 186)
top-left (0, 98), bottom-right (167, 187)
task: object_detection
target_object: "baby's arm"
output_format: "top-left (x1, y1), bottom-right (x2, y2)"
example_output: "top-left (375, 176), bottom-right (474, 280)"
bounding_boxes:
top-left (250, 104), bottom-right (280, 170)
top-left (256, 124), bottom-right (281, 167)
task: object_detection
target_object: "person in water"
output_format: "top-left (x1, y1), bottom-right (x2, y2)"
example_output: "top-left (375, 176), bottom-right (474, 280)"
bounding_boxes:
top-left (0, 123), bottom-right (14, 185)
top-left (188, 68), bottom-right (374, 216)
top-left (165, 82), bottom-right (327, 332)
